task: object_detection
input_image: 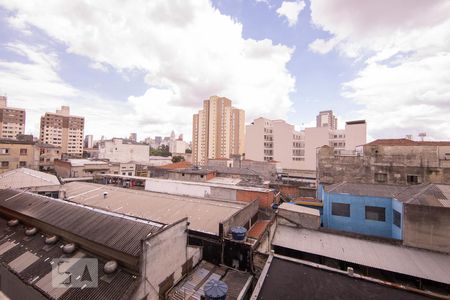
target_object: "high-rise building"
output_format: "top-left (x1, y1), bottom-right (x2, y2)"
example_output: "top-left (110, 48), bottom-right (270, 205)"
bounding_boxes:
top-left (0, 96), bottom-right (26, 139)
top-left (129, 132), bottom-right (137, 142)
top-left (40, 106), bottom-right (84, 157)
top-left (192, 96), bottom-right (245, 165)
top-left (84, 134), bottom-right (94, 148)
top-left (245, 115), bottom-right (366, 172)
top-left (316, 110), bottom-right (338, 130)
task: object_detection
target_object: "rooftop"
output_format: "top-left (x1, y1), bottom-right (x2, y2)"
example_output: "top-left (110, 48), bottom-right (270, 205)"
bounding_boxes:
top-left (365, 138), bottom-right (450, 146)
top-left (278, 202), bottom-right (320, 216)
top-left (324, 182), bottom-right (450, 207)
top-left (272, 225), bottom-right (450, 285)
top-left (0, 217), bottom-right (140, 300)
top-left (64, 159), bottom-right (109, 167)
top-left (158, 161), bottom-right (192, 170)
top-left (0, 168), bottom-right (61, 189)
top-left (62, 182), bottom-right (247, 235)
top-left (0, 189), bottom-right (161, 258)
top-left (252, 255), bottom-right (430, 300)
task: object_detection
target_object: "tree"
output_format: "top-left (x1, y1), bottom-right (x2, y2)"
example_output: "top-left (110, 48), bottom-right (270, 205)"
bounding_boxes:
top-left (172, 156), bottom-right (185, 163)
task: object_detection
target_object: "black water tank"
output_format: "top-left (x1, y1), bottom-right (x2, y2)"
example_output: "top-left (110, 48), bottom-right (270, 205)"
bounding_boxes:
top-left (204, 279), bottom-right (228, 300)
top-left (230, 226), bottom-right (247, 241)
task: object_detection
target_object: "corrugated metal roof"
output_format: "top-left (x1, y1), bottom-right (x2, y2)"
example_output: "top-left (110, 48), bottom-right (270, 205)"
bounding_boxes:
top-left (272, 226), bottom-right (450, 285)
top-left (0, 189), bottom-right (161, 257)
top-left (0, 219), bottom-right (140, 300)
top-left (62, 182), bottom-right (246, 235)
top-left (0, 168), bottom-right (60, 189)
top-left (365, 139), bottom-right (450, 146)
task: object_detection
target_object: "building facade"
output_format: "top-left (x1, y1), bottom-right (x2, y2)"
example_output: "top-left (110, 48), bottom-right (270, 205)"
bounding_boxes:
top-left (318, 139), bottom-right (450, 185)
top-left (0, 96), bottom-right (26, 139)
top-left (0, 138), bottom-right (39, 173)
top-left (40, 106), bottom-right (84, 157)
top-left (84, 134), bottom-right (93, 148)
top-left (316, 110), bottom-right (337, 130)
top-left (192, 96), bottom-right (245, 165)
top-left (245, 116), bottom-right (366, 171)
top-left (98, 138), bottom-right (149, 163)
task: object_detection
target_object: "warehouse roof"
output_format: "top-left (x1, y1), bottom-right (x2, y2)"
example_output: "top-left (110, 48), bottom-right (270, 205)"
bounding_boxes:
top-left (252, 255), bottom-right (430, 300)
top-left (272, 226), bottom-right (450, 285)
top-left (0, 217), bottom-right (140, 300)
top-left (324, 182), bottom-right (450, 207)
top-left (62, 182), bottom-right (247, 235)
top-left (365, 138), bottom-right (450, 146)
top-left (0, 189), bottom-right (161, 257)
top-left (0, 168), bottom-right (61, 189)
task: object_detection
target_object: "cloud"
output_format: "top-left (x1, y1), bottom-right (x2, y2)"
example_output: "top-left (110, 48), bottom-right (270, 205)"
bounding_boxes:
top-left (309, 0), bottom-right (450, 140)
top-left (0, 0), bottom-right (296, 141)
top-left (276, 0), bottom-right (306, 27)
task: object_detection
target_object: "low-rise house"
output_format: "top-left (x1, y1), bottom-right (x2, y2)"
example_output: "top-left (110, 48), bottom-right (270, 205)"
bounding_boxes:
top-left (35, 142), bottom-right (62, 172)
top-left (0, 137), bottom-right (39, 173)
top-left (54, 159), bottom-right (119, 178)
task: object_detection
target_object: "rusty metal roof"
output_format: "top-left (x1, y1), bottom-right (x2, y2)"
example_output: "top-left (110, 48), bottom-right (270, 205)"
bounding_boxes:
top-left (0, 189), bottom-right (162, 257)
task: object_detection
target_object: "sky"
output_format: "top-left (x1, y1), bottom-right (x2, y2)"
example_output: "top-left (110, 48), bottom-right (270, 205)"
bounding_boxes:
top-left (0, 0), bottom-right (449, 142)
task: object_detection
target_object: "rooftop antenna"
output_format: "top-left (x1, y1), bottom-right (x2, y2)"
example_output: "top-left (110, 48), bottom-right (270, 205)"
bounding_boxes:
top-left (418, 132), bottom-right (426, 141)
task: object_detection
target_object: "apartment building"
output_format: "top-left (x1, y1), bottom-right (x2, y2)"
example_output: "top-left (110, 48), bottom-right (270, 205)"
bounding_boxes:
top-left (316, 110), bottom-right (337, 130)
top-left (40, 106), bottom-right (84, 157)
top-left (245, 112), bottom-right (366, 172)
top-left (0, 96), bottom-right (25, 139)
top-left (192, 96), bottom-right (245, 165)
top-left (98, 138), bottom-right (149, 162)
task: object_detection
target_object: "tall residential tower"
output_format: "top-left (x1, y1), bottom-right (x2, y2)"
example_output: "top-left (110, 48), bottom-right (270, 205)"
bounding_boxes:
top-left (40, 106), bottom-right (84, 157)
top-left (0, 96), bottom-right (26, 139)
top-left (192, 96), bottom-right (245, 165)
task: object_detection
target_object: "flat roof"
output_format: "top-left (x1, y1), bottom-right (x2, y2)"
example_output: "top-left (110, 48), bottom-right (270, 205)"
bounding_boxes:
top-left (253, 256), bottom-right (430, 300)
top-left (146, 177), bottom-right (274, 193)
top-left (65, 159), bottom-right (109, 166)
top-left (325, 182), bottom-right (450, 207)
top-left (365, 138), bottom-right (450, 146)
top-left (0, 168), bottom-right (60, 189)
top-left (62, 182), bottom-right (247, 235)
top-left (272, 226), bottom-right (450, 285)
top-left (278, 202), bottom-right (320, 216)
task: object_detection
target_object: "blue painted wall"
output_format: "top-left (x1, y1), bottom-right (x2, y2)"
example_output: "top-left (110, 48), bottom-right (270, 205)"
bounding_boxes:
top-left (320, 185), bottom-right (403, 240)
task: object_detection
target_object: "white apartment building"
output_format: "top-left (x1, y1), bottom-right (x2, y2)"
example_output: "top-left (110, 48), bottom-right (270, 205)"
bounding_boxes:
top-left (192, 96), bottom-right (245, 165)
top-left (98, 138), bottom-right (149, 163)
top-left (0, 96), bottom-right (25, 139)
top-left (245, 112), bottom-right (366, 171)
top-left (40, 106), bottom-right (84, 157)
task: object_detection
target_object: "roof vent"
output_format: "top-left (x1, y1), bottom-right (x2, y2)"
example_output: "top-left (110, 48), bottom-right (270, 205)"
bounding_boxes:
top-left (204, 279), bottom-right (228, 300)
top-left (7, 219), bottom-right (19, 227)
top-left (347, 267), bottom-right (354, 276)
top-left (63, 243), bottom-right (76, 254)
top-left (103, 191), bottom-right (108, 199)
top-left (45, 235), bottom-right (58, 245)
top-left (25, 227), bottom-right (37, 236)
top-left (230, 226), bottom-right (247, 241)
top-left (104, 260), bottom-right (118, 274)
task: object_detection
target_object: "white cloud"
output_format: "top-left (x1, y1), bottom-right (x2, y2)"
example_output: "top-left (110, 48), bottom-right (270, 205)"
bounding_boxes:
top-left (276, 0), bottom-right (306, 27)
top-left (309, 0), bottom-right (450, 140)
top-left (0, 0), bottom-right (296, 141)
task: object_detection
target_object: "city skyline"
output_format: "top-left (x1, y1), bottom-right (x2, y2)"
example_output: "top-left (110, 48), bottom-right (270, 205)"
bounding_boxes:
top-left (0, 0), bottom-right (449, 141)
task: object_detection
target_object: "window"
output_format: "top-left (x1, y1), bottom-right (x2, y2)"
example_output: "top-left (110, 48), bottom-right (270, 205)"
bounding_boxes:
top-left (0, 148), bottom-right (9, 155)
top-left (20, 148), bottom-right (27, 155)
top-left (1, 161), bottom-right (9, 168)
top-left (393, 210), bottom-right (401, 228)
top-left (365, 206), bottom-right (385, 222)
top-left (331, 203), bottom-right (350, 217)
top-left (375, 173), bottom-right (387, 183)
top-left (407, 175), bottom-right (419, 184)
top-left (19, 161), bottom-right (26, 167)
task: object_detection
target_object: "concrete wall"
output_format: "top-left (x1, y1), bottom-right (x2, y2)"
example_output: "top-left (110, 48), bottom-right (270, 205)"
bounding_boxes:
top-left (98, 139), bottom-right (149, 163)
top-left (133, 219), bottom-right (195, 300)
top-left (145, 178), bottom-right (211, 198)
top-left (319, 145), bottom-right (450, 185)
top-left (277, 203), bottom-right (320, 229)
top-left (403, 204), bottom-right (450, 253)
top-left (321, 189), bottom-right (403, 240)
top-left (220, 200), bottom-right (259, 237)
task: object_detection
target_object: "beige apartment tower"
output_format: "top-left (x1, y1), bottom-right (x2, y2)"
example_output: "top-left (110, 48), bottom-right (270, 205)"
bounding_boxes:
top-left (0, 96), bottom-right (26, 139)
top-left (40, 106), bottom-right (84, 157)
top-left (192, 96), bottom-right (245, 165)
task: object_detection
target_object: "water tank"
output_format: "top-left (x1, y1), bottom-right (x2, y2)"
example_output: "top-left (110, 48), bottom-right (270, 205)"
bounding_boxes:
top-left (204, 279), bottom-right (228, 300)
top-left (230, 226), bottom-right (247, 241)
